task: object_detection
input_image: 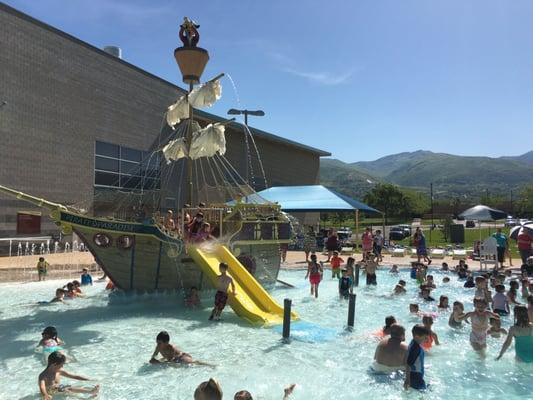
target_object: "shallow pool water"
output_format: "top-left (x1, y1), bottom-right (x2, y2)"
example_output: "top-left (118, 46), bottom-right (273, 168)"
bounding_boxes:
top-left (1, 268), bottom-right (533, 399)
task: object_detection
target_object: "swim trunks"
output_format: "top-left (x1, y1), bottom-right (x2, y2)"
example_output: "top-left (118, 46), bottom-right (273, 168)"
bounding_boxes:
top-left (214, 290), bottom-right (228, 310)
top-left (173, 352), bottom-right (192, 364)
top-left (366, 273), bottom-right (377, 285)
top-left (371, 360), bottom-right (401, 374)
top-left (309, 273), bottom-right (321, 285)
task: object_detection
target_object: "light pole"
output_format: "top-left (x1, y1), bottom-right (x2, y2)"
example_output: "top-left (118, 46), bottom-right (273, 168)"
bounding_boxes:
top-left (227, 108), bottom-right (265, 185)
top-left (430, 182), bottom-right (434, 241)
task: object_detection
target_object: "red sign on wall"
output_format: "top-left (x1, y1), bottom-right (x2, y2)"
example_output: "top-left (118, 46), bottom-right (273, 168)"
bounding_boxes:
top-left (17, 212), bottom-right (41, 235)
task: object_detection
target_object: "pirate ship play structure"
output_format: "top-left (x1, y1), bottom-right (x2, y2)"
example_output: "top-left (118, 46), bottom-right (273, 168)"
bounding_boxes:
top-left (0, 18), bottom-right (297, 325)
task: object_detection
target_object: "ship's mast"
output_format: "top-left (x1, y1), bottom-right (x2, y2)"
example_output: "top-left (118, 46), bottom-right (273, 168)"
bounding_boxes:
top-left (173, 17), bottom-right (209, 206)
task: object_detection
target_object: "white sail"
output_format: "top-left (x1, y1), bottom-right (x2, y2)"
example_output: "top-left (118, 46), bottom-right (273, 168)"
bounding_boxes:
top-left (188, 80), bottom-right (222, 108)
top-left (162, 137), bottom-right (188, 163)
top-left (166, 97), bottom-right (189, 127)
top-left (189, 123), bottom-right (226, 159)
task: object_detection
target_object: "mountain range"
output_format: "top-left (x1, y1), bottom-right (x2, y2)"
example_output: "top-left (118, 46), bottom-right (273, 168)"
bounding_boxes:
top-left (320, 150), bottom-right (533, 200)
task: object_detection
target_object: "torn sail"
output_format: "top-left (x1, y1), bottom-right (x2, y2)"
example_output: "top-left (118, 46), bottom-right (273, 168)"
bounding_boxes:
top-left (189, 124), bottom-right (226, 159)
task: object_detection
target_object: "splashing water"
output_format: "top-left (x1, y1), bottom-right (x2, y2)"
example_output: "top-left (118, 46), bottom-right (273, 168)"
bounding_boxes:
top-left (225, 73), bottom-right (241, 107)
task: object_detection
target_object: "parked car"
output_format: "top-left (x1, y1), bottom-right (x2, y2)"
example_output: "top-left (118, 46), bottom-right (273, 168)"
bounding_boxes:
top-left (396, 224), bottom-right (412, 237)
top-left (465, 220), bottom-right (476, 228)
top-left (519, 218), bottom-right (529, 225)
top-left (505, 216), bottom-right (518, 227)
top-left (389, 227), bottom-right (407, 241)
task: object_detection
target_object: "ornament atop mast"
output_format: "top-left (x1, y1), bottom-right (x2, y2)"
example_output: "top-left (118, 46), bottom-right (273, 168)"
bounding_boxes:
top-left (174, 17), bottom-right (209, 85)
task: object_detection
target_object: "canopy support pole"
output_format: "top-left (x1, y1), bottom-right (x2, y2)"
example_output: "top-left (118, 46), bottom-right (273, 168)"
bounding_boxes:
top-left (355, 209), bottom-right (359, 255)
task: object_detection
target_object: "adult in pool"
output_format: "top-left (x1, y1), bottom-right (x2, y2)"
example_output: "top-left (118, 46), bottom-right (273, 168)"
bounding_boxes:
top-left (497, 305), bottom-right (533, 362)
top-left (150, 331), bottom-right (214, 366)
top-left (373, 324), bottom-right (408, 373)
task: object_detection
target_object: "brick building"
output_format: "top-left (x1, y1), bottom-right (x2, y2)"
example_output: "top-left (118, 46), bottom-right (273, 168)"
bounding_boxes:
top-left (0, 3), bottom-right (329, 239)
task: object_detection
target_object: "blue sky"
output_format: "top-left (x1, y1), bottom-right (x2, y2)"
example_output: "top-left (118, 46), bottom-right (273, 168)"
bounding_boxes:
top-left (6, 0), bottom-right (533, 162)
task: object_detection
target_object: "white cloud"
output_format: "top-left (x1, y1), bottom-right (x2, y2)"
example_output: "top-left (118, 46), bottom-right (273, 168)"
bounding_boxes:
top-left (282, 67), bottom-right (353, 86)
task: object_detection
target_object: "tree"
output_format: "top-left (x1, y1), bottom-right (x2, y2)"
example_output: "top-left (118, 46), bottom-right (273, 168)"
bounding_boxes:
top-left (517, 185), bottom-right (533, 217)
top-left (364, 183), bottom-right (408, 224)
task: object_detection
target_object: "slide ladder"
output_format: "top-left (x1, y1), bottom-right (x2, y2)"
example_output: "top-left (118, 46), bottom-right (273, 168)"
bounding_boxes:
top-left (188, 244), bottom-right (298, 326)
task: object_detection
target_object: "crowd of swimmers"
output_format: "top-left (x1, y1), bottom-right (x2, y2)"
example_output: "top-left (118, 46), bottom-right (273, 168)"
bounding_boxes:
top-left (306, 245), bottom-right (533, 390)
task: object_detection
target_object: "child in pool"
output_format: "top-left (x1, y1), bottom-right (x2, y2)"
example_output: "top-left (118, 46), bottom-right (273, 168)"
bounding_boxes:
top-left (38, 326), bottom-right (64, 355)
top-left (330, 251), bottom-right (344, 279)
top-left (72, 280), bottom-right (83, 295)
top-left (416, 265), bottom-right (427, 285)
top-left (393, 280), bottom-right (407, 295)
top-left (389, 264), bottom-right (399, 274)
top-left (186, 287), bottom-right (201, 308)
top-left (80, 268), bottom-right (93, 286)
top-left (421, 315), bottom-right (440, 351)
top-left (460, 298), bottom-right (500, 353)
top-left (492, 284), bottom-right (509, 315)
top-left (441, 262), bottom-right (449, 271)
top-left (420, 287), bottom-right (435, 302)
top-left (449, 301), bottom-right (466, 328)
top-left (425, 275), bottom-right (436, 289)
top-left (442, 277), bottom-right (451, 284)
top-left (508, 281), bottom-right (522, 306)
top-left (377, 315), bottom-right (397, 337)
top-left (305, 254), bottom-right (323, 298)
top-left (338, 268), bottom-right (353, 299)
top-left (64, 283), bottom-right (81, 299)
top-left (49, 288), bottom-right (66, 303)
top-left (404, 324), bottom-right (430, 390)
top-left (209, 263), bottom-right (236, 320)
top-left (150, 331), bottom-right (213, 366)
top-left (474, 276), bottom-right (492, 304)
top-left (438, 295), bottom-right (449, 310)
top-left (410, 304), bottom-right (420, 315)
top-left (488, 317), bottom-right (507, 338)
top-left (38, 351), bottom-right (99, 400)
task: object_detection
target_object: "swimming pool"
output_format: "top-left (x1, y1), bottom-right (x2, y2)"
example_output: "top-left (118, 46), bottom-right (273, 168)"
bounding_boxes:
top-left (1, 268), bottom-right (532, 399)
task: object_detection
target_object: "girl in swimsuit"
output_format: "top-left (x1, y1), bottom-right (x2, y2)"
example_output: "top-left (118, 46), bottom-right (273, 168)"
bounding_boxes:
top-left (38, 326), bottom-right (64, 360)
top-left (497, 305), bottom-right (533, 362)
top-left (460, 298), bottom-right (500, 353)
top-left (421, 315), bottom-right (440, 351)
top-left (305, 254), bottom-right (323, 298)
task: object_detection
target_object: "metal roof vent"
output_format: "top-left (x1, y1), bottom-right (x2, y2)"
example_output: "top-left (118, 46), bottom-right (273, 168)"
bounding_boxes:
top-left (103, 46), bottom-right (122, 59)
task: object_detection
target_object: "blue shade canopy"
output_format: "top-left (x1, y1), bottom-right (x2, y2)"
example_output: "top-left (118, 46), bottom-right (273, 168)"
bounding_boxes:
top-left (232, 185), bottom-right (380, 214)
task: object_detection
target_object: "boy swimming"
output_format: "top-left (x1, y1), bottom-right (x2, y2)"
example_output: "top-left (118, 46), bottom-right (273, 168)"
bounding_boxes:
top-left (209, 263), bottom-right (236, 321)
top-left (492, 284), bottom-right (509, 315)
top-left (393, 280), bottom-right (407, 295)
top-left (487, 317), bottom-right (507, 338)
top-left (38, 351), bottom-right (99, 399)
top-left (365, 256), bottom-right (378, 285)
top-left (150, 331), bottom-right (213, 366)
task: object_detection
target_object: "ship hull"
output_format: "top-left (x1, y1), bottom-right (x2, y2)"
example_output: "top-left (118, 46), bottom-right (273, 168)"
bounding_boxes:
top-left (60, 211), bottom-right (283, 292)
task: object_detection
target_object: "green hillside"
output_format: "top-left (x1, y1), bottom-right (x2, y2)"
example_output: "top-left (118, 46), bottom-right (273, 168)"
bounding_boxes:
top-left (320, 150), bottom-right (533, 199)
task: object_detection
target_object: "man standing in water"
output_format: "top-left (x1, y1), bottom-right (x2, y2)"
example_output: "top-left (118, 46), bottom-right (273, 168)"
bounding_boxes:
top-left (373, 324), bottom-right (408, 373)
top-left (209, 263), bottom-right (236, 321)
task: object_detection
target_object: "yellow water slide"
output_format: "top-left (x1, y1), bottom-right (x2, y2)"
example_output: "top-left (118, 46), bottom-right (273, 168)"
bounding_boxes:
top-left (188, 244), bottom-right (298, 326)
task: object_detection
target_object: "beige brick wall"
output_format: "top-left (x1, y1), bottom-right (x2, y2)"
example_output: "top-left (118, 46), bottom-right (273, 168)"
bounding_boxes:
top-left (0, 4), bottom-right (325, 237)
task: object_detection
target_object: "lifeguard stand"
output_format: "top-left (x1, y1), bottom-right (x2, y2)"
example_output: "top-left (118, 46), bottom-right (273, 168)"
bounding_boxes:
top-left (479, 237), bottom-right (498, 271)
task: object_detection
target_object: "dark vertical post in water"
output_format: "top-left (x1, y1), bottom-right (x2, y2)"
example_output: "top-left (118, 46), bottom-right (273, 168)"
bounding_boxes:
top-left (282, 298), bottom-right (292, 341)
top-left (347, 294), bottom-right (356, 329)
top-left (354, 263), bottom-right (360, 287)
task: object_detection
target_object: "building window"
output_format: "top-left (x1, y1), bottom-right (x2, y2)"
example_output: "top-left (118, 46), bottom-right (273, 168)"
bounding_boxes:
top-left (94, 141), bottom-right (161, 191)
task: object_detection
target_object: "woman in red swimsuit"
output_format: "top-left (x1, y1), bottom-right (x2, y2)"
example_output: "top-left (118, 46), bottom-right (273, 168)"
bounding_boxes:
top-left (305, 254), bottom-right (323, 298)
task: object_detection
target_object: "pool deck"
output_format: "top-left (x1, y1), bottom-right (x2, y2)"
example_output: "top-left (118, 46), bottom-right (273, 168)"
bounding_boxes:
top-left (0, 250), bottom-right (520, 282)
